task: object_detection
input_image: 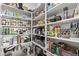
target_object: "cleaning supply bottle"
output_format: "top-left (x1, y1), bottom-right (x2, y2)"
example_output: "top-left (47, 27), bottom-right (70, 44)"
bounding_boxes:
top-left (55, 45), bottom-right (62, 56)
top-left (57, 25), bottom-right (61, 37)
top-left (54, 25), bottom-right (58, 37)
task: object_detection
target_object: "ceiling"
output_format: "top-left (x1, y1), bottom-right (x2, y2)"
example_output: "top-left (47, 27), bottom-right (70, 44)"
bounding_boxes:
top-left (23, 3), bottom-right (41, 11)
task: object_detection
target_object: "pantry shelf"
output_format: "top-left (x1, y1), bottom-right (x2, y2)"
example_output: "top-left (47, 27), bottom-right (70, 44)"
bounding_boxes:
top-left (0, 3), bottom-right (79, 56)
top-left (47, 3), bottom-right (77, 17)
top-left (33, 33), bottom-right (45, 37)
top-left (0, 3), bottom-right (35, 56)
top-left (32, 41), bottom-right (57, 56)
top-left (33, 13), bottom-right (45, 21)
top-left (33, 24), bottom-right (45, 27)
top-left (1, 33), bottom-right (31, 37)
top-left (2, 25), bottom-right (30, 28)
top-left (2, 44), bottom-right (17, 49)
top-left (47, 16), bottom-right (79, 25)
top-left (2, 35), bottom-right (17, 37)
top-left (47, 36), bottom-right (79, 44)
top-left (2, 42), bottom-right (31, 48)
top-left (1, 4), bottom-right (31, 15)
top-left (1, 15), bottom-right (31, 21)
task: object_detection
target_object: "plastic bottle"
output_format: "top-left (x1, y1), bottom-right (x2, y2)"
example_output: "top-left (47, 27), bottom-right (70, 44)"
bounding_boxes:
top-left (55, 45), bottom-right (61, 56)
top-left (57, 25), bottom-right (61, 36)
top-left (48, 39), bottom-right (52, 51)
top-left (54, 25), bottom-right (58, 37)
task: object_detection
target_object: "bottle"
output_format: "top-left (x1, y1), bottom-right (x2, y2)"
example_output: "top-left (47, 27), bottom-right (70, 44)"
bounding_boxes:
top-left (47, 31), bottom-right (49, 36)
top-left (2, 28), bottom-right (4, 35)
top-left (47, 19), bottom-right (51, 23)
top-left (47, 3), bottom-right (53, 11)
top-left (5, 28), bottom-right (7, 35)
top-left (63, 7), bottom-right (68, 19)
top-left (76, 49), bottom-right (79, 56)
top-left (16, 11), bottom-right (20, 17)
top-left (16, 3), bottom-right (24, 10)
top-left (58, 25), bottom-right (61, 34)
top-left (48, 39), bottom-right (52, 51)
top-left (8, 28), bottom-right (10, 35)
top-left (55, 45), bottom-right (62, 56)
top-left (54, 25), bottom-right (58, 37)
top-left (57, 25), bottom-right (61, 37)
top-left (2, 19), bottom-right (6, 25)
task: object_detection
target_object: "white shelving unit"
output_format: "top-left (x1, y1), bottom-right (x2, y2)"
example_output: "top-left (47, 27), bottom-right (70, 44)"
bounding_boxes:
top-left (1, 15), bottom-right (31, 21)
top-left (47, 3), bottom-right (77, 17)
top-left (32, 41), bottom-right (57, 56)
top-left (1, 25), bottom-right (30, 28)
top-left (47, 36), bottom-right (79, 43)
top-left (1, 4), bottom-right (31, 15)
top-left (32, 3), bottom-right (57, 56)
top-left (46, 3), bottom-right (79, 56)
top-left (47, 3), bottom-right (79, 44)
top-left (33, 33), bottom-right (45, 37)
top-left (0, 3), bottom-right (79, 56)
top-left (31, 3), bottom-right (79, 56)
top-left (0, 4), bottom-right (32, 56)
top-left (47, 16), bottom-right (79, 25)
top-left (33, 24), bottom-right (45, 28)
top-left (33, 13), bottom-right (45, 21)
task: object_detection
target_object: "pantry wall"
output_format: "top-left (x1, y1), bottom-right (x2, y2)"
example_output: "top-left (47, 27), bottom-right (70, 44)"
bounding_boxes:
top-left (0, 3), bottom-right (79, 56)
